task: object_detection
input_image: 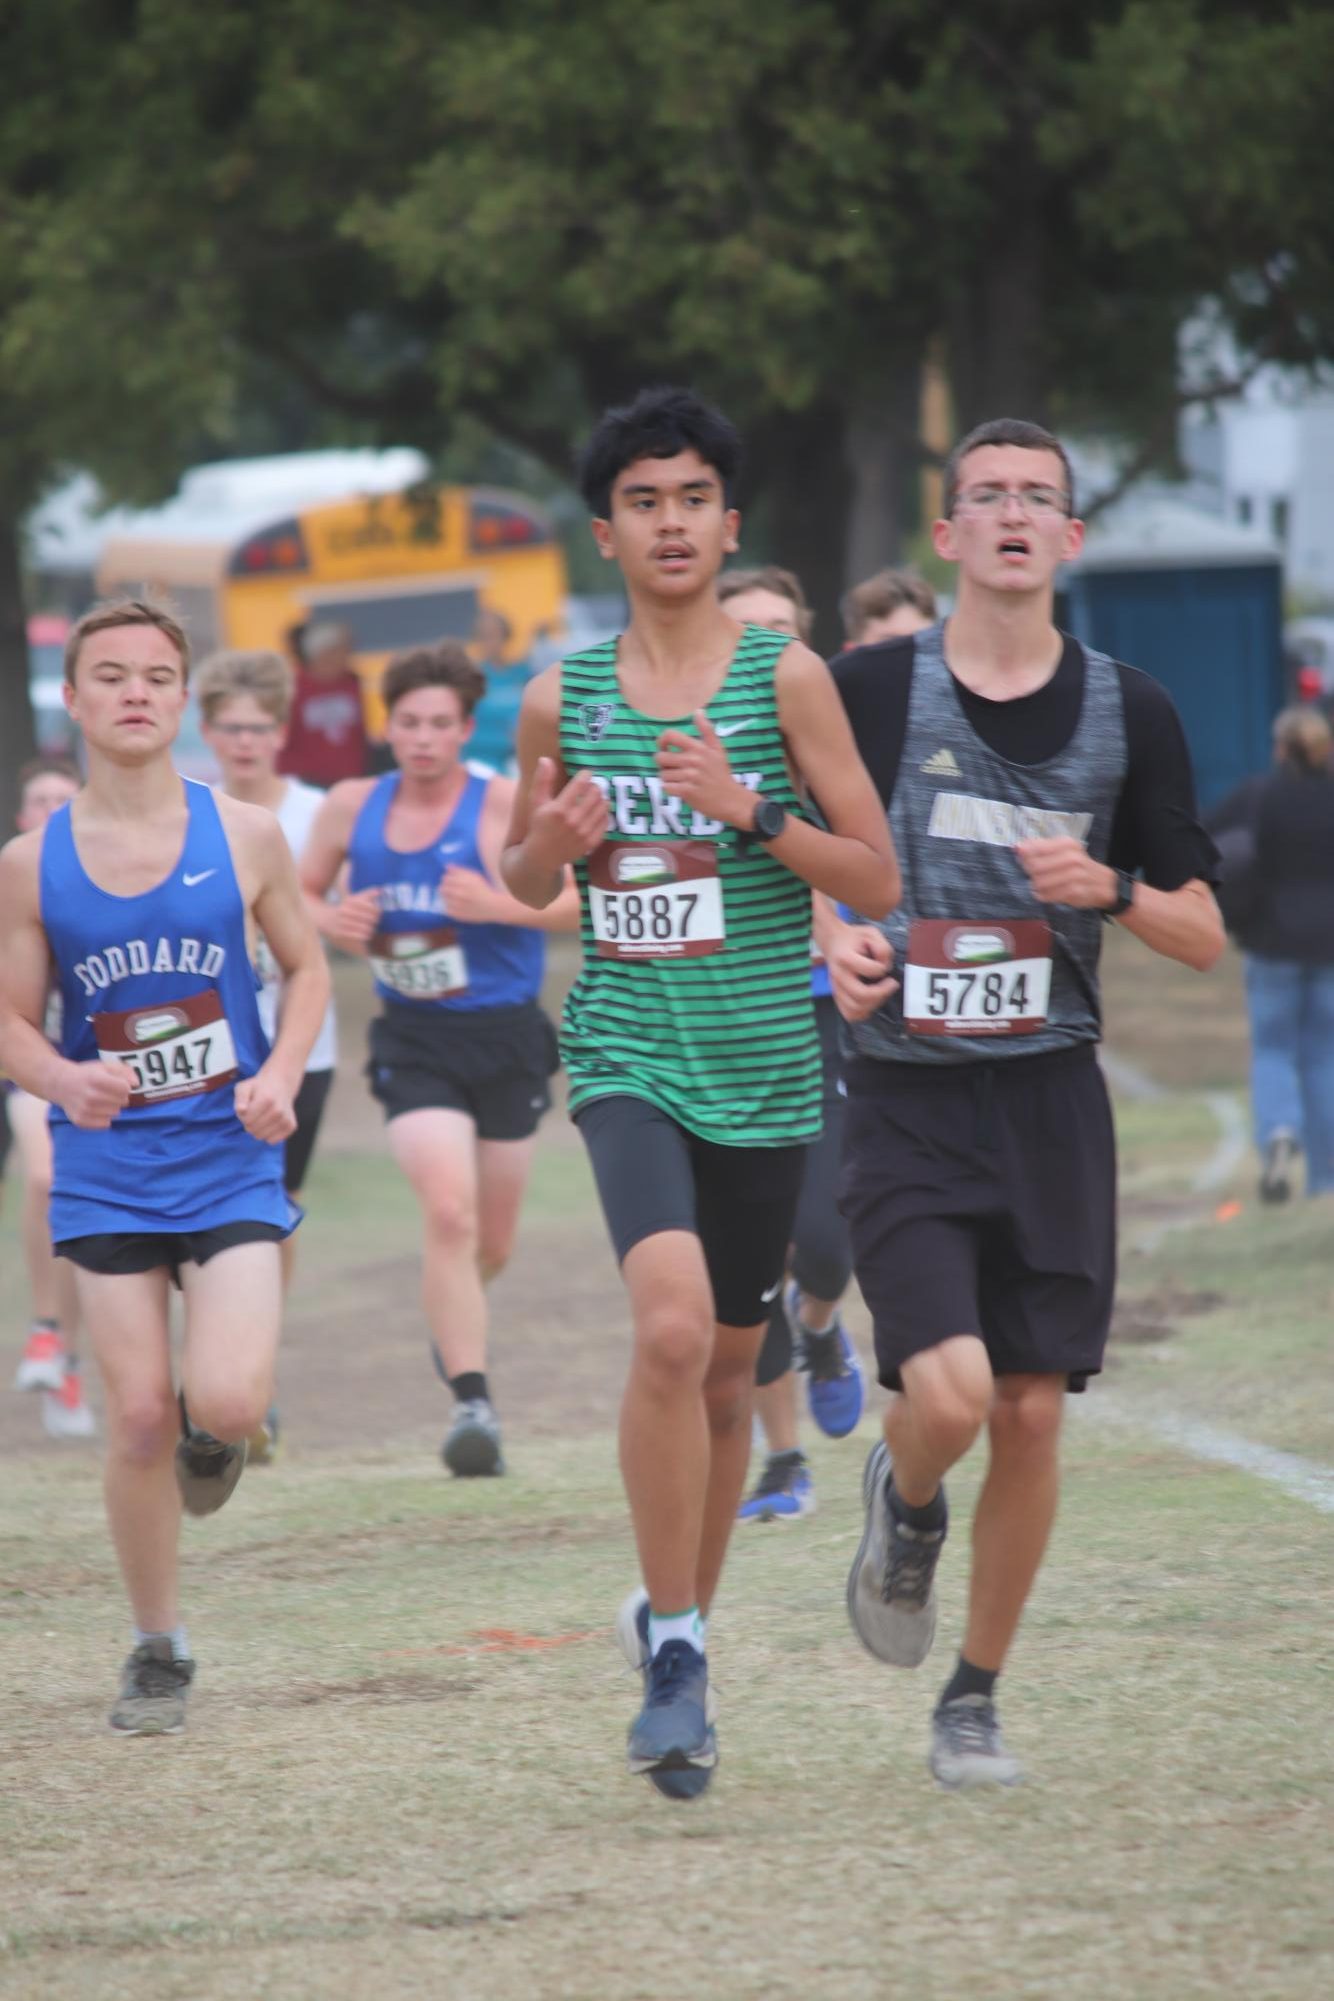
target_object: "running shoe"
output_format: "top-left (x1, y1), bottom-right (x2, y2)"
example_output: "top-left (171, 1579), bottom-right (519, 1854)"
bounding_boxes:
top-left (14, 1325), bottom-right (66, 1393)
top-left (442, 1397), bottom-right (505, 1478)
top-left (846, 1440), bottom-right (947, 1668)
top-left (109, 1640), bottom-right (196, 1736)
top-left (247, 1404), bottom-right (281, 1465)
top-left (1260, 1130), bottom-right (1300, 1205)
top-left (41, 1366), bottom-right (96, 1439)
top-left (929, 1694), bottom-right (1023, 1789)
top-left (793, 1287), bottom-right (865, 1439)
top-left (627, 1640), bottom-right (717, 1800)
top-left (175, 1417), bottom-right (248, 1518)
top-left (736, 1449), bottom-right (816, 1522)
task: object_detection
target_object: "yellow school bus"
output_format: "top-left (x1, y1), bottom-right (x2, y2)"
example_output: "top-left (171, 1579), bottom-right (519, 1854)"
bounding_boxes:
top-left (96, 470), bottom-right (567, 734)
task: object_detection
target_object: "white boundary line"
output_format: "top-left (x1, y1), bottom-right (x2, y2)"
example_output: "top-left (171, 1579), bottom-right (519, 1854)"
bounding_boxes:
top-left (1099, 1049), bottom-right (1334, 1516)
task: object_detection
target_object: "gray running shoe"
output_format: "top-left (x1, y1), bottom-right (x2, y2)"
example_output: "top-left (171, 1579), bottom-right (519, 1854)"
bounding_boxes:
top-left (929, 1694), bottom-right (1022, 1789)
top-left (846, 1440), bottom-right (946, 1667)
top-left (109, 1640), bottom-right (196, 1736)
top-left (175, 1431), bottom-right (247, 1517)
top-left (1260, 1130), bottom-right (1300, 1204)
top-left (442, 1397), bottom-right (505, 1477)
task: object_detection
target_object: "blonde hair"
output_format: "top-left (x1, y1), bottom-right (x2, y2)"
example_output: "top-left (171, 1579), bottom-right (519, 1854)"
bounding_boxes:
top-left (717, 565), bottom-right (814, 643)
top-left (64, 597), bottom-right (190, 685)
top-left (194, 649), bottom-right (295, 726)
top-left (1272, 704), bottom-right (1333, 772)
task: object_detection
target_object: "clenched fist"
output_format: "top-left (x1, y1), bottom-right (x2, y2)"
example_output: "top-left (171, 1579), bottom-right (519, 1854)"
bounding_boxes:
top-left (829, 924), bottom-right (898, 1024)
top-left (526, 759), bottom-right (610, 869)
top-left (234, 1063), bottom-right (297, 1144)
top-left (63, 1059), bottom-right (134, 1129)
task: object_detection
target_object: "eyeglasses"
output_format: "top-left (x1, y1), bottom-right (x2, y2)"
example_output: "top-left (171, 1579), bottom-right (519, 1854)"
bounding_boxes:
top-left (211, 722), bottom-right (279, 738)
top-left (953, 485), bottom-right (1071, 519)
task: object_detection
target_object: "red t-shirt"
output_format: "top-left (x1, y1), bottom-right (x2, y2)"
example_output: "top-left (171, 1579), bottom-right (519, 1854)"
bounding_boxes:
top-left (277, 669), bottom-right (369, 787)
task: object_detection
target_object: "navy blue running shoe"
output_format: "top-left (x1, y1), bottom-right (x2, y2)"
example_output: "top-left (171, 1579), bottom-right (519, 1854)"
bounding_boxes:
top-left (627, 1639), bottom-right (717, 1798)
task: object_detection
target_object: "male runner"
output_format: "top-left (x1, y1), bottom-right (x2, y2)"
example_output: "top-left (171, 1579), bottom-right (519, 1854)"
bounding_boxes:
top-left (0, 599), bottom-right (328, 1736)
top-left (301, 641), bottom-right (577, 1477)
top-left (841, 568), bottom-right (939, 648)
top-left (8, 756), bottom-right (96, 1437)
top-left (830, 419), bottom-right (1222, 1787)
top-left (502, 385), bottom-right (898, 1797)
top-left (715, 568), bottom-right (868, 1523)
top-left (197, 647), bottom-right (340, 1458)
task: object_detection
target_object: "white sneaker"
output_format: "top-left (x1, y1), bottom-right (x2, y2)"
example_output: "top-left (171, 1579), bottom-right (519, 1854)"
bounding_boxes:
top-left (42, 1367), bottom-right (97, 1438)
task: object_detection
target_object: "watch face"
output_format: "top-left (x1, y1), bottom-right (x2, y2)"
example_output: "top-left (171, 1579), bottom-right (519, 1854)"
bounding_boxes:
top-left (754, 798), bottom-right (786, 839)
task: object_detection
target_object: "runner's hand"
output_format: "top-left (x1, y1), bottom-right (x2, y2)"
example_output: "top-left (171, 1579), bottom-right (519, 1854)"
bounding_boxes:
top-left (1016, 838), bottom-right (1117, 909)
top-left (526, 758), bottom-right (609, 868)
top-left (60, 1059), bottom-right (134, 1129)
top-left (829, 925), bottom-right (897, 1023)
top-left (322, 887), bottom-right (380, 954)
top-left (655, 712), bottom-right (755, 828)
top-left (440, 864), bottom-right (506, 924)
top-left (235, 1063), bottom-right (297, 1144)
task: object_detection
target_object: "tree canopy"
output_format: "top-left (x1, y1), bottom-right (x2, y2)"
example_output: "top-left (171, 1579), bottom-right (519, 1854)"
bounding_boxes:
top-left (2, 0), bottom-right (1332, 806)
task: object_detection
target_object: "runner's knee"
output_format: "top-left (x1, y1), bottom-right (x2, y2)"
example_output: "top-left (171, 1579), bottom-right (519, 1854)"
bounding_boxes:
top-left (107, 1391), bottom-right (178, 1465)
top-left (633, 1301), bottom-right (713, 1390)
top-left (419, 1187), bottom-right (479, 1252)
top-left (989, 1380), bottom-right (1065, 1457)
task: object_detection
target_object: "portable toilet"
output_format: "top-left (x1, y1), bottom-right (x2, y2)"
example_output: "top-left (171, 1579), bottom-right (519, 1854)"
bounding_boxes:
top-left (1063, 500), bottom-right (1284, 808)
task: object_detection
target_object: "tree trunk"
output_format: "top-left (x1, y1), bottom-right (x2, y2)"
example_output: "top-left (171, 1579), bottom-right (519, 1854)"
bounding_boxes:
top-left (0, 507), bottom-right (37, 833)
top-left (947, 139), bottom-right (1049, 431)
top-left (749, 400), bottom-right (855, 660)
top-left (842, 359), bottom-right (924, 591)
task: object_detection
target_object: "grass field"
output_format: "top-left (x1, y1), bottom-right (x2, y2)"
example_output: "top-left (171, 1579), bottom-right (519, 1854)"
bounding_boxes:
top-left (1, 942), bottom-right (1331, 2001)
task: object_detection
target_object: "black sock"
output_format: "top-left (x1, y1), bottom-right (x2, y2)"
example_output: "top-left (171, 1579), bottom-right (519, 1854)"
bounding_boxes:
top-left (448, 1371), bottom-right (489, 1406)
top-left (887, 1478), bottom-right (947, 1533)
top-left (938, 1655), bottom-right (997, 1709)
top-left (768, 1447), bottom-right (807, 1467)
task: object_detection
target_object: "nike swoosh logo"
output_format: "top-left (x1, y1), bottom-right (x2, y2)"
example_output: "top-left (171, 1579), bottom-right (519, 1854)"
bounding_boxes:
top-left (182, 870), bottom-right (216, 887)
top-left (715, 719), bottom-right (755, 739)
top-left (760, 1279), bottom-right (782, 1303)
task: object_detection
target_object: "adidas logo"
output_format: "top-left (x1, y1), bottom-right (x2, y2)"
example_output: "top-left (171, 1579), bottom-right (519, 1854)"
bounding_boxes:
top-left (921, 747), bottom-right (962, 777)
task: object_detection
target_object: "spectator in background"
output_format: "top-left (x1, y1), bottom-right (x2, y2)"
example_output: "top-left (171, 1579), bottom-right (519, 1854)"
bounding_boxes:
top-left (1210, 706), bottom-right (1334, 1202)
top-left (841, 567), bottom-right (938, 648)
top-left (277, 620), bottom-right (369, 788)
top-left (467, 607), bottom-right (533, 775)
top-left (716, 565), bottom-right (814, 645)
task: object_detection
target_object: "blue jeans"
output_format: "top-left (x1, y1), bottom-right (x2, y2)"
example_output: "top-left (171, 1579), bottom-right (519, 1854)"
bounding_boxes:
top-left (1244, 956), bottom-right (1334, 1194)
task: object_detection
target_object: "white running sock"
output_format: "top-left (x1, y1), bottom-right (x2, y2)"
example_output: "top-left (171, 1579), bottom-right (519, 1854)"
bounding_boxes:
top-left (134, 1625), bottom-right (191, 1662)
top-left (648, 1607), bottom-right (706, 1658)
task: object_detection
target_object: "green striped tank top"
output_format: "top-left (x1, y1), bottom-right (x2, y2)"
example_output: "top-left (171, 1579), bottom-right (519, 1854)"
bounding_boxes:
top-left (559, 625), bottom-right (820, 1147)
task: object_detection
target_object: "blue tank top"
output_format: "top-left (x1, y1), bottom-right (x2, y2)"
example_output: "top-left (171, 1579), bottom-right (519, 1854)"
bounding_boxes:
top-left (347, 771), bottom-right (543, 1012)
top-left (39, 781), bottom-right (292, 1239)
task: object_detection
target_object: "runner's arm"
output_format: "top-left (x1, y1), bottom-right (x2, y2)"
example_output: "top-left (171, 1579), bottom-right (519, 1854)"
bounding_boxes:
top-left (655, 644), bottom-right (898, 915)
top-left (501, 666), bottom-right (610, 909)
top-left (0, 836), bottom-right (132, 1125)
top-left (248, 814), bottom-right (331, 1087)
top-left (299, 781), bottom-right (380, 952)
top-left (452, 777), bottom-right (581, 932)
top-left (1015, 842), bottom-right (1224, 971)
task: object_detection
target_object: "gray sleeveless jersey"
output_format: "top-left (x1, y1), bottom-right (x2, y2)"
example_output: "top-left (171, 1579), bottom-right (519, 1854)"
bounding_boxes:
top-left (847, 623), bottom-right (1128, 1066)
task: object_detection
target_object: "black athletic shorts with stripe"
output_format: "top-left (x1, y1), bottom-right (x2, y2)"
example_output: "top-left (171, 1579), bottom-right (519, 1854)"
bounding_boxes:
top-left (839, 1042), bottom-right (1115, 1392)
top-left (575, 1093), bottom-right (808, 1328)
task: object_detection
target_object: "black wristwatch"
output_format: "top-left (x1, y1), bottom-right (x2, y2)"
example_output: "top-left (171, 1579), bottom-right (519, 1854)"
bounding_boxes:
top-left (1104, 868), bottom-right (1136, 919)
top-left (749, 795), bottom-right (788, 842)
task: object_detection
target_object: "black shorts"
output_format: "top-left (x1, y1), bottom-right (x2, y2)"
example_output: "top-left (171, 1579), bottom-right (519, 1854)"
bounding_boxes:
top-left (366, 1001), bottom-right (557, 1141)
top-left (839, 1044), bottom-right (1115, 1393)
top-left (55, 1220), bottom-right (292, 1287)
top-left (575, 1093), bottom-right (808, 1327)
top-left (285, 1067), bottom-right (334, 1193)
top-left (756, 995), bottom-right (853, 1386)
top-left (0, 1089), bottom-right (10, 1179)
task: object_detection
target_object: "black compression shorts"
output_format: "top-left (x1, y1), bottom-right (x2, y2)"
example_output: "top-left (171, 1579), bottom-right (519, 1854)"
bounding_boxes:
top-left (575, 1093), bottom-right (808, 1328)
top-left (839, 1043), bottom-right (1115, 1392)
